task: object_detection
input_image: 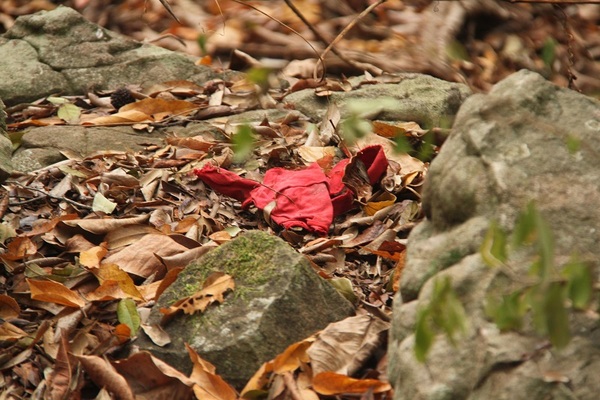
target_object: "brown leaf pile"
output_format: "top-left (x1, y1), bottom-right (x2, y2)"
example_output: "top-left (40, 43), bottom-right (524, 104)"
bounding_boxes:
top-left (0, 67), bottom-right (424, 398)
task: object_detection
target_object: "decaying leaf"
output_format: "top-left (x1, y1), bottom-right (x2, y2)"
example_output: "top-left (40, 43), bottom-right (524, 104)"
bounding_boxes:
top-left (160, 273), bottom-right (235, 319)
top-left (307, 314), bottom-right (390, 376)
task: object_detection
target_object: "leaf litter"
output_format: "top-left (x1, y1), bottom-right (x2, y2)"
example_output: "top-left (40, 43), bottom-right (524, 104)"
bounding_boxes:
top-left (1, 68), bottom-right (427, 398)
top-left (4, 0), bottom-right (595, 398)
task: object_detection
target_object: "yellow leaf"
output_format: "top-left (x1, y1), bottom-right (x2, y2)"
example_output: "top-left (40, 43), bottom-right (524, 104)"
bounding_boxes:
top-left (79, 245), bottom-right (107, 268)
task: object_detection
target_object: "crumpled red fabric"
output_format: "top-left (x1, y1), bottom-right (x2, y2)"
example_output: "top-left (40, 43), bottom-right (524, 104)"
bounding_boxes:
top-left (194, 145), bottom-right (388, 235)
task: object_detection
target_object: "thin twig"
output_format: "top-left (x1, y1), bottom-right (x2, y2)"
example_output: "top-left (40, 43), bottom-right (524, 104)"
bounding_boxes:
top-left (12, 182), bottom-right (93, 210)
top-left (318, 0), bottom-right (387, 63)
top-left (230, 0), bottom-right (325, 79)
top-left (283, 0), bottom-right (386, 77)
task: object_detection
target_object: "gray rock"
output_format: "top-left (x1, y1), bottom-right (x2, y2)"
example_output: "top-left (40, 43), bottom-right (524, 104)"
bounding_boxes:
top-left (136, 230), bottom-right (354, 389)
top-left (284, 74), bottom-right (471, 127)
top-left (389, 70), bottom-right (600, 400)
top-left (11, 125), bottom-right (165, 172)
top-left (0, 99), bottom-right (13, 181)
top-left (0, 6), bottom-right (219, 105)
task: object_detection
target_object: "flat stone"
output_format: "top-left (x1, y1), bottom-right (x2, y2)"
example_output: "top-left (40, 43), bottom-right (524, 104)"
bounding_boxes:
top-left (284, 74), bottom-right (471, 127)
top-left (12, 125), bottom-right (165, 172)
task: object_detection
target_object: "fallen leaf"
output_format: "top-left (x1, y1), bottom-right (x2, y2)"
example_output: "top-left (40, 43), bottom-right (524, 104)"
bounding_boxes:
top-left (312, 371), bottom-right (391, 395)
top-left (76, 354), bottom-right (135, 400)
top-left (186, 344), bottom-right (237, 400)
top-left (307, 314), bottom-right (390, 375)
top-left (112, 351), bottom-right (194, 399)
top-left (79, 245), bottom-right (108, 268)
top-left (0, 321), bottom-right (28, 341)
top-left (160, 273), bottom-right (234, 318)
top-left (0, 294), bottom-right (21, 320)
top-left (27, 278), bottom-right (86, 308)
top-left (46, 334), bottom-right (73, 400)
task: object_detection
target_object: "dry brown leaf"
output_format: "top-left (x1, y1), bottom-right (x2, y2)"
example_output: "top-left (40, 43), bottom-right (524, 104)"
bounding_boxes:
top-left (307, 314), bottom-right (390, 376)
top-left (272, 336), bottom-right (315, 374)
top-left (92, 263), bottom-right (144, 300)
top-left (1, 236), bottom-right (38, 261)
top-left (46, 334), bottom-right (73, 400)
top-left (0, 321), bottom-right (28, 341)
top-left (241, 362), bottom-right (273, 398)
top-left (27, 278), bottom-right (86, 308)
top-left (166, 136), bottom-right (216, 152)
top-left (186, 344), bottom-right (238, 400)
top-left (79, 245), bottom-right (107, 268)
top-left (154, 267), bottom-right (184, 300)
top-left (63, 234), bottom-right (97, 253)
top-left (104, 224), bottom-right (161, 250)
top-left (160, 273), bottom-right (234, 318)
top-left (312, 371), bottom-right (391, 395)
top-left (103, 233), bottom-right (189, 278)
top-left (112, 351), bottom-right (194, 399)
top-left (113, 324), bottom-right (131, 345)
top-left (0, 294), bottom-right (21, 320)
top-left (364, 191), bottom-right (396, 216)
top-left (140, 323), bottom-right (171, 347)
top-left (60, 215), bottom-right (150, 235)
top-left (76, 354), bottom-right (135, 400)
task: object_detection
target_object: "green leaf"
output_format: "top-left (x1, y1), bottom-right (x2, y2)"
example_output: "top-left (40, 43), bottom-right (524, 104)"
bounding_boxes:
top-left (92, 192), bottom-right (117, 214)
top-left (416, 131), bottom-right (435, 162)
top-left (430, 277), bottom-right (467, 343)
top-left (47, 96), bottom-right (67, 105)
top-left (246, 67), bottom-right (272, 89)
top-left (565, 134), bottom-right (581, 154)
top-left (340, 116), bottom-right (372, 145)
top-left (485, 291), bottom-right (526, 331)
top-left (232, 124), bottom-right (255, 163)
top-left (533, 207), bottom-right (554, 282)
top-left (393, 134), bottom-right (412, 154)
top-left (563, 258), bottom-right (592, 310)
top-left (512, 202), bottom-right (537, 248)
top-left (527, 285), bottom-right (548, 335)
top-left (197, 34), bottom-right (208, 55)
top-left (541, 38), bottom-right (557, 69)
top-left (446, 40), bottom-right (469, 61)
top-left (544, 282), bottom-right (570, 348)
top-left (329, 277), bottom-right (358, 304)
top-left (57, 103), bottom-right (81, 124)
top-left (117, 298), bottom-right (141, 336)
top-left (414, 308), bottom-right (434, 362)
top-left (481, 221), bottom-right (507, 268)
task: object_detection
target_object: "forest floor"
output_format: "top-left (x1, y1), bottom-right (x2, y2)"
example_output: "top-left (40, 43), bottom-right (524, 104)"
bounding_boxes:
top-left (0, 1), bottom-right (599, 399)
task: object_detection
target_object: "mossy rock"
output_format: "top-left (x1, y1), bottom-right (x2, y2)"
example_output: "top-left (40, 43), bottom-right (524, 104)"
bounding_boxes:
top-left (137, 230), bottom-right (354, 389)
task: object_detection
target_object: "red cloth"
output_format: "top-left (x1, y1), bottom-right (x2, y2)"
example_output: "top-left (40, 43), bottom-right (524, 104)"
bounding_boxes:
top-left (194, 145), bottom-right (388, 234)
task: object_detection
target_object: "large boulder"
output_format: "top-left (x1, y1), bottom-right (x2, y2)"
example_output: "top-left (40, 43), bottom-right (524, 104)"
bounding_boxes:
top-left (0, 6), bottom-right (219, 106)
top-left (136, 230), bottom-right (355, 389)
top-left (389, 70), bottom-right (600, 399)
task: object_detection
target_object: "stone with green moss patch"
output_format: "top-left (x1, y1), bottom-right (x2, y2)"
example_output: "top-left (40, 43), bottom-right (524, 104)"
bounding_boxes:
top-left (136, 230), bottom-right (354, 389)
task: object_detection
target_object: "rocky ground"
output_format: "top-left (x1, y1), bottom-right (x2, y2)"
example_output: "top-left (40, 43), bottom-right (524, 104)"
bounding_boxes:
top-left (1, 0), bottom-right (600, 97)
top-left (0, 1), bottom-right (599, 400)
